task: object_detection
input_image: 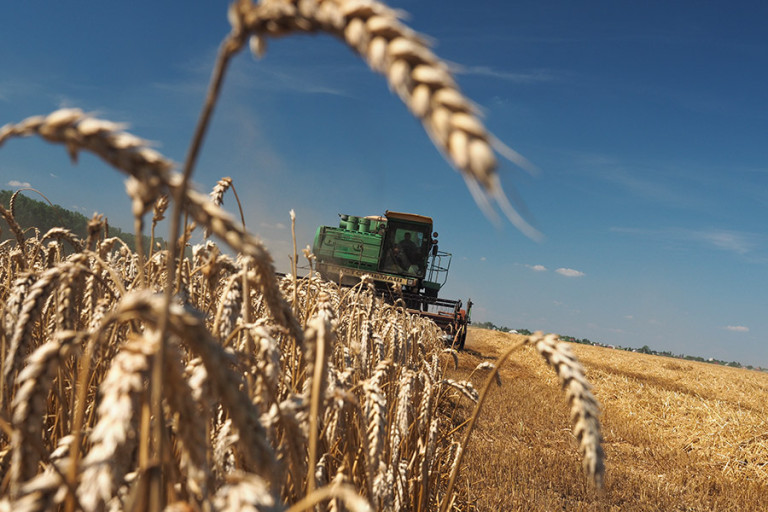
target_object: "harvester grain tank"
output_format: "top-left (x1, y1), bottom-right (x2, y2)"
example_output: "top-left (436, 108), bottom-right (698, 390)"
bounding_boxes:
top-left (312, 210), bottom-right (472, 348)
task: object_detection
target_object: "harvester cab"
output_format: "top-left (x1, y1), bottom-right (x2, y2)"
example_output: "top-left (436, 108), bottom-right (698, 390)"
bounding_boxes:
top-left (312, 210), bottom-right (471, 348)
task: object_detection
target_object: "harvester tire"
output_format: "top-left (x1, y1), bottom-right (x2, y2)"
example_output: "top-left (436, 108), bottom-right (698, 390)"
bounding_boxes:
top-left (457, 326), bottom-right (467, 350)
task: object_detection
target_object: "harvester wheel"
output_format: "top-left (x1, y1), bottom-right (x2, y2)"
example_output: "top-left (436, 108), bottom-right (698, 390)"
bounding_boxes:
top-left (457, 325), bottom-right (467, 350)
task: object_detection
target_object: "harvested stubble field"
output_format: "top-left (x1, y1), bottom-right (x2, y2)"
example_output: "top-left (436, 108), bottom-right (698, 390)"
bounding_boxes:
top-left (449, 327), bottom-right (768, 511)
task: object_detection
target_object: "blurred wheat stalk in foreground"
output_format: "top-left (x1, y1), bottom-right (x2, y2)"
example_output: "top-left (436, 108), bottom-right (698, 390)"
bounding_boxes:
top-left (0, 0), bottom-right (603, 510)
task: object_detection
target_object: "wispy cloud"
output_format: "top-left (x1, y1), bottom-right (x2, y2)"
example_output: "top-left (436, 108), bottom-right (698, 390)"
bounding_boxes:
top-left (725, 325), bottom-right (749, 333)
top-left (607, 169), bottom-right (685, 204)
top-left (567, 152), bottom-right (702, 210)
top-left (0, 79), bottom-right (44, 102)
top-left (453, 65), bottom-right (557, 84)
top-left (152, 79), bottom-right (207, 96)
top-left (155, 56), bottom-right (351, 98)
top-left (259, 221), bottom-right (287, 230)
top-left (556, 267), bottom-right (585, 277)
top-left (7, 180), bottom-right (32, 188)
top-left (689, 230), bottom-right (757, 255)
top-left (241, 66), bottom-right (350, 96)
top-left (526, 264), bottom-right (547, 272)
top-left (612, 227), bottom-right (762, 255)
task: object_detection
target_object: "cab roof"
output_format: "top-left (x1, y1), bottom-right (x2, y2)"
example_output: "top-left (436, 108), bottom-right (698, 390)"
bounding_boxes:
top-left (385, 210), bottom-right (433, 225)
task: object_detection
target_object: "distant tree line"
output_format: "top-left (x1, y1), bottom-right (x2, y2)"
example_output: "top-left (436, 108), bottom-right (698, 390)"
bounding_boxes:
top-left (1, 189), bottom-right (161, 252)
top-left (472, 321), bottom-right (532, 335)
top-left (473, 320), bottom-right (765, 372)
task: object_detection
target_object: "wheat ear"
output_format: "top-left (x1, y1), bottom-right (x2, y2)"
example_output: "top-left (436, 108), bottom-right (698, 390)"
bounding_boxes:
top-left (440, 332), bottom-right (605, 512)
top-left (3, 264), bottom-right (65, 392)
top-left (40, 227), bottom-right (84, 253)
top-left (225, 0), bottom-right (541, 237)
top-left (0, 205), bottom-right (27, 264)
top-left (163, 341), bottom-right (211, 506)
top-left (9, 332), bottom-right (78, 497)
top-left (213, 472), bottom-right (280, 511)
top-left (114, 291), bottom-right (280, 480)
top-left (285, 482), bottom-right (373, 512)
top-left (7, 471), bottom-right (69, 512)
top-left (0, 109), bottom-right (303, 343)
top-left (77, 331), bottom-right (158, 512)
top-left (527, 332), bottom-right (605, 487)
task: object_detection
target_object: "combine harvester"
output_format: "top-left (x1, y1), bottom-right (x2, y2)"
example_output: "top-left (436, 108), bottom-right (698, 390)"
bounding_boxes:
top-left (312, 210), bottom-right (472, 349)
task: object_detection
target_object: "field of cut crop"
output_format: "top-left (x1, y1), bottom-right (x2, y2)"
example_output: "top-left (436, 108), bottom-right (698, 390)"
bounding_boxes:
top-left (448, 327), bottom-right (768, 511)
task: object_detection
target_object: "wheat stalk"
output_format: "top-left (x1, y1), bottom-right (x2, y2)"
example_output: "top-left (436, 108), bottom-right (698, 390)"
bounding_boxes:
top-left (0, 205), bottom-right (27, 265)
top-left (227, 0), bottom-right (540, 237)
top-left (305, 306), bottom-right (335, 494)
top-left (162, 341), bottom-right (211, 506)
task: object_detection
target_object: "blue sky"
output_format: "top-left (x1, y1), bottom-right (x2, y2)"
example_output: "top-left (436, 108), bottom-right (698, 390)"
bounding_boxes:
top-left (2, 1), bottom-right (767, 366)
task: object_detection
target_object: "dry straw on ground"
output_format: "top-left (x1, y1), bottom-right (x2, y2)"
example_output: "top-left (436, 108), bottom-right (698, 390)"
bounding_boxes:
top-left (452, 328), bottom-right (768, 511)
top-left (1, 1), bottom-right (601, 510)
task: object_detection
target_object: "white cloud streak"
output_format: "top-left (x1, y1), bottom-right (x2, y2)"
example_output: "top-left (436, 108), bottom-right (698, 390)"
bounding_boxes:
top-left (452, 65), bottom-right (557, 84)
top-left (259, 221), bottom-right (287, 230)
top-left (526, 264), bottom-right (547, 272)
top-left (725, 325), bottom-right (749, 333)
top-left (690, 230), bottom-right (757, 255)
top-left (556, 267), bottom-right (585, 277)
top-left (7, 180), bottom-right (32, 188)
top-left (612, 226), bottom-right (762, 255)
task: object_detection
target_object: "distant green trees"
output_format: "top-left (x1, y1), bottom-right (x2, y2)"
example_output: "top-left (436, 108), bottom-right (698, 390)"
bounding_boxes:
top-left (559, 335), bottom-right (593, 345)
top-left (472, 321), bottom-right (532, 335)
top-left (1, 189), bottom-right (159, 252)
top-left (473, 321), bottom-right (513, 333)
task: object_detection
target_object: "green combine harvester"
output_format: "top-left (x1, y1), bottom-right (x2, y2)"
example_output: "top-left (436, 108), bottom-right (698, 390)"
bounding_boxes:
top-left (312, 210), bottom-right (472, 349)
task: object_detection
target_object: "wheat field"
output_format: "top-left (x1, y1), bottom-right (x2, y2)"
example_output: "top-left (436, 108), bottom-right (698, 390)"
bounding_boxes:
top-left (0, 1), bottom-right (605, 510)
top-left (0, 212), bottom-right (601, 511)
top-left (450, 328), bottom-right (768, 511)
